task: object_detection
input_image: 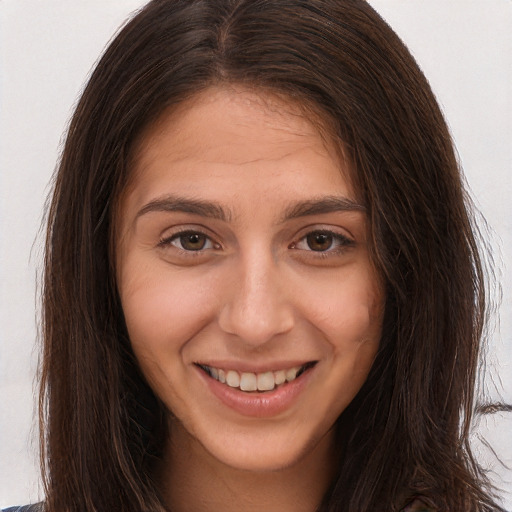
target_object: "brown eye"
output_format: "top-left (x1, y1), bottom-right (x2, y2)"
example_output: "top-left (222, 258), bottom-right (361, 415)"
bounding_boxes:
top-left (306, 232), bottom-right (334, 251)
top-left (179, 233), bottom-right (208, 251)
top-left (159, 231), bottom-right (215, 252)
top-left (291, 229), bottom-right (354, 255)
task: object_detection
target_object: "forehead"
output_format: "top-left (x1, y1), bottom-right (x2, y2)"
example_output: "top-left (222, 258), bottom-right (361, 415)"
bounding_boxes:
top-left (117, 86), bottom-right (363, 229)
top-left (128, 85), bottom-right (354, 192)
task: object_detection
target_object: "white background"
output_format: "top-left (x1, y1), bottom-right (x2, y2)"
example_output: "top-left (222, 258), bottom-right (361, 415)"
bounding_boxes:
top-left (1, 0), bottom-right (511, 509)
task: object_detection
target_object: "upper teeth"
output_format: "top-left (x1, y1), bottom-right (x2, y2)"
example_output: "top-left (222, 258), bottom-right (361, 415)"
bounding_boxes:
top-left (202, 365), bottom-right (305, 392)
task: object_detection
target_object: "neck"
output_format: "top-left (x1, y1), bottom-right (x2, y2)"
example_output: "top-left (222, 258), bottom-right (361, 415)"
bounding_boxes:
top-left (159, 420), bottom-right (336, 512)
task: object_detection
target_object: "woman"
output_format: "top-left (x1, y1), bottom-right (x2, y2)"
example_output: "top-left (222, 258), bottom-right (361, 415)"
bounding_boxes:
top-left (4, 0), bottom-right (506, 510)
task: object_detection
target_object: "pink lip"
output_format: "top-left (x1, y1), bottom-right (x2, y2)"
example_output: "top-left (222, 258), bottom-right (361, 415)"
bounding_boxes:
top-left (195, 363), bottom-right (315, 418)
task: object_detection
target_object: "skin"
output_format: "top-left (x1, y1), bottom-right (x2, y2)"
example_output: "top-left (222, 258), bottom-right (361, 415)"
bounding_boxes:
top-left (116, 86), bottom-right (384, 511)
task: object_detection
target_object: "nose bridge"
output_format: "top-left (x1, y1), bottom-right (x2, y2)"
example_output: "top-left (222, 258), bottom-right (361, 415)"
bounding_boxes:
top-left (218, 248), bottom-right (294, 346)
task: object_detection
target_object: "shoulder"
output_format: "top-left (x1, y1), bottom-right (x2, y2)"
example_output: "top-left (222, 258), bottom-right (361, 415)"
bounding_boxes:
top-left (2, 506), bottom-right (43, 512)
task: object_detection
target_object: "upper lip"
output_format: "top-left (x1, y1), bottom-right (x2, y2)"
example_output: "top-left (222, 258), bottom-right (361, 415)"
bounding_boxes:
top-left (194, 360), bottom-right (318, 373)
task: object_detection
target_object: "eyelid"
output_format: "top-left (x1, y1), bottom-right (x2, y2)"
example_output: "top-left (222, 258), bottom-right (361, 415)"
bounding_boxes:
top-left (158, 225), bottom-right (221, 251)
top-left (290, 227), bottom-right (355, 253)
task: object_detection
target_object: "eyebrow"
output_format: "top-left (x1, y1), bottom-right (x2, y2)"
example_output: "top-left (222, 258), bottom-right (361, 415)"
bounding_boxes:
top-left (280, 196), bottom-right (365, 222)
top-left (136, 195), bottom-right (232, 222)
top-left (135, 194), bottom-right (365, 224)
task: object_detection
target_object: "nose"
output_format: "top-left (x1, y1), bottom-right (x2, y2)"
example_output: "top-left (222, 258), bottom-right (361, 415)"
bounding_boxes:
top-left (218, 252), bottom-right (295, 348)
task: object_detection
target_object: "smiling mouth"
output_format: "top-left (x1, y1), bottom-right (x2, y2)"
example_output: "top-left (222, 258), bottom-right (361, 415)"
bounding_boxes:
top-left (196, 362), bottom-right (317, 393)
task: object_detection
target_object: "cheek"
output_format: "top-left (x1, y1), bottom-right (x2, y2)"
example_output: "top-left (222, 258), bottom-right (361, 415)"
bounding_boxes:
top-left (117, 256), bottom-right (219, 356)
top-left (302, 269), bottom-right (384, 348)
top-left (327, 301), bottom-right (382, 384)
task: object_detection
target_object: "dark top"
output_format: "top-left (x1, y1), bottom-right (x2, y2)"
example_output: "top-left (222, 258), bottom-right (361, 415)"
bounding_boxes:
top-left (2, 507), bottom-right (42, 512)
top-left (3, 500), bottom-right (435, 511)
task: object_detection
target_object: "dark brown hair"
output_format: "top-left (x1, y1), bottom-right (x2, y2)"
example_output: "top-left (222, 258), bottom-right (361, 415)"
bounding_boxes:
top-left (41, 1), bottom-right (504, 510)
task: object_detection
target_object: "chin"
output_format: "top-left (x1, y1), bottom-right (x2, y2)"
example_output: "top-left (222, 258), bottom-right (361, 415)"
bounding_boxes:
top-left (187, 421), bottom-right (335, 474)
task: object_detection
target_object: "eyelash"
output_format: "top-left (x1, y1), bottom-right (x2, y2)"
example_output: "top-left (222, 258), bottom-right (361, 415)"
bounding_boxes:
top-left (290, 229), bottom-right (355, 257)
top-left (158, 228), bottom-right (354, 258)
top-left (158, 229), bottom-right (220, 254)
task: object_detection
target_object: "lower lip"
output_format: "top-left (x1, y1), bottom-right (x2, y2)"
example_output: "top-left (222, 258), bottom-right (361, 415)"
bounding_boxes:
top-left (196, 366), bottom-right (315, 418)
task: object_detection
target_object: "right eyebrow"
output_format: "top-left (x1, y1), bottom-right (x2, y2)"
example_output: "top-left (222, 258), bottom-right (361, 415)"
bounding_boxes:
top-left (135, 195), bottom-right (232, 222)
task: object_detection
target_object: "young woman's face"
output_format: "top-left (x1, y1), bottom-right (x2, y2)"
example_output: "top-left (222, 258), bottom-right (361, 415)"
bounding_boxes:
top-left (116, 86), bottom-right (384, 472)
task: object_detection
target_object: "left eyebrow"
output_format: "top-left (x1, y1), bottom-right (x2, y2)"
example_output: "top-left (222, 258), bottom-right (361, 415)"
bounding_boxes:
top-left (280, 196), bottom-right (366, 222)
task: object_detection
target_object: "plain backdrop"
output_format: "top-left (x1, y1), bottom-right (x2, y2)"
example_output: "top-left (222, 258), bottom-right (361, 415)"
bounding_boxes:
top-left (1, 0), bottom-right (511, 508)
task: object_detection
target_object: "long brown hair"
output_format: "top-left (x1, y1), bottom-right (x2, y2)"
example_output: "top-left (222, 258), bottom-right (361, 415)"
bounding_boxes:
top-left (41, 1), bottom-right (504, 510)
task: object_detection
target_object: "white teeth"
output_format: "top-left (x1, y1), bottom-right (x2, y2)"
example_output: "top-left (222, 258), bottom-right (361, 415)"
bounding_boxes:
top-left (285, 367), bottom-right (298, 382)
top-left (240, 372), bottom-right (257, 391)
top-left (257, 371), bottom-right (275, 391)
top-left (274, 370), bottom-right (286, 386)
top-left (202, 364), bottom-right (310, 392)
top-left (226, 370), bottom-right (240, 388)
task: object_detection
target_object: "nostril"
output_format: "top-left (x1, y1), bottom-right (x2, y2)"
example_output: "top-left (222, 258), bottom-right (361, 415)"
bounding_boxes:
top-left (217, 299), bottom-right (295, 346)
